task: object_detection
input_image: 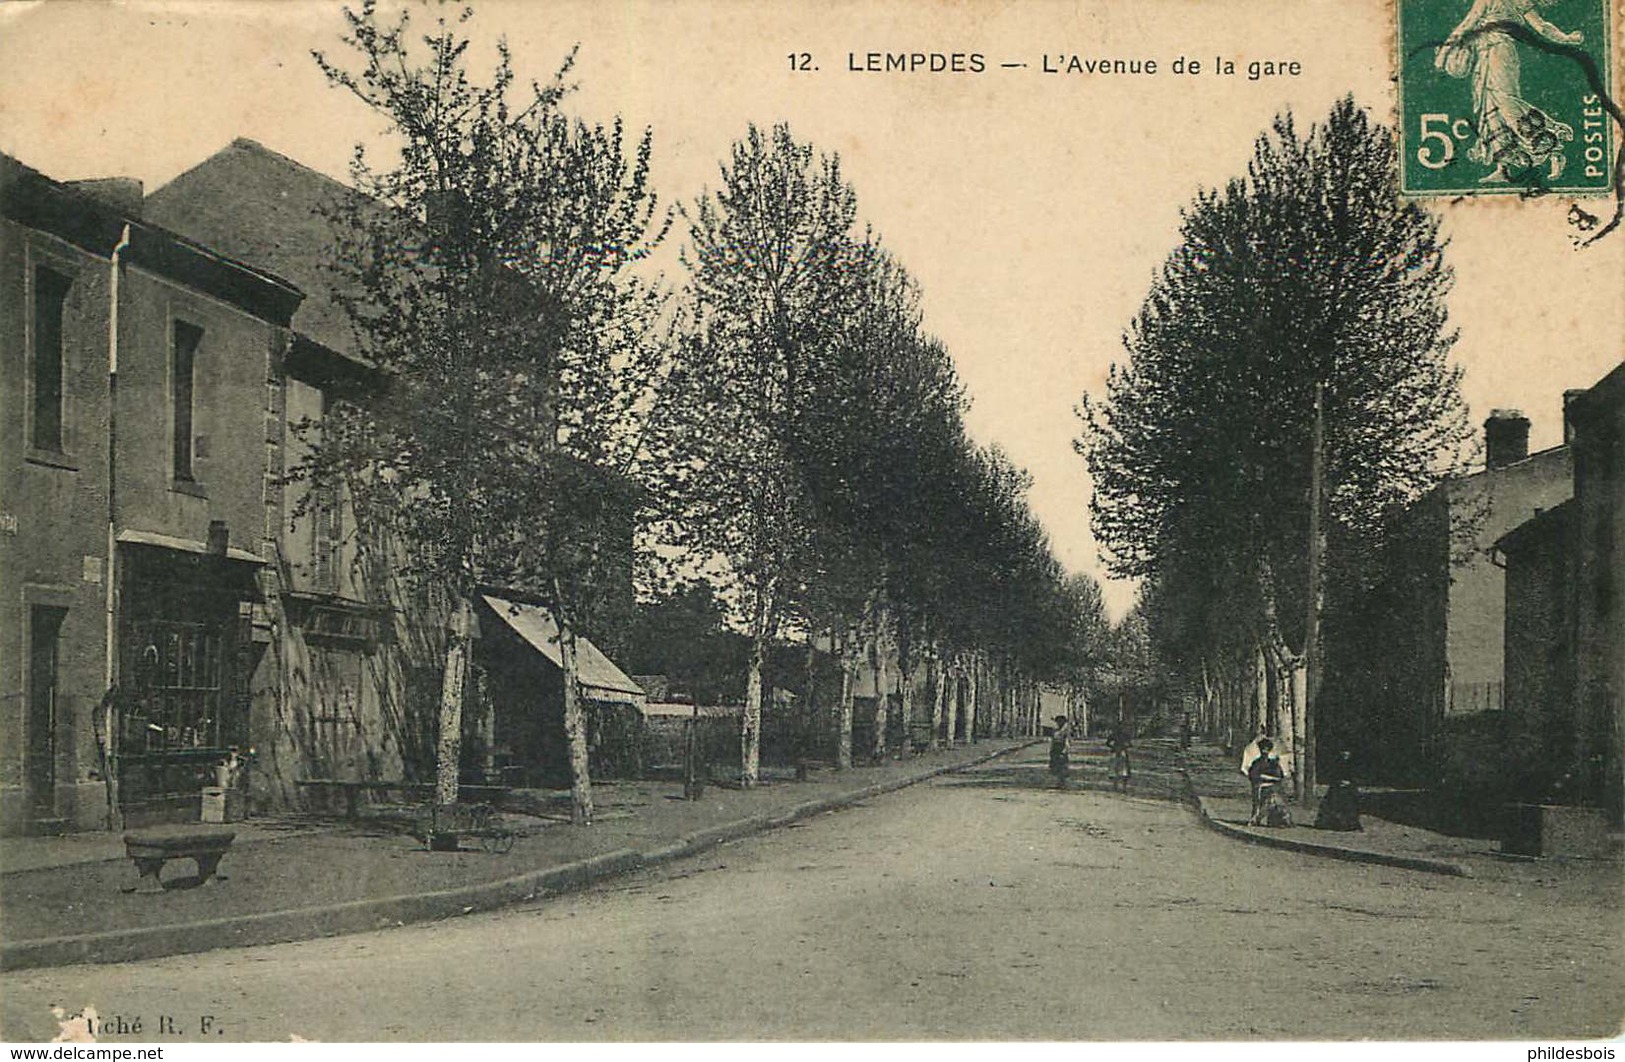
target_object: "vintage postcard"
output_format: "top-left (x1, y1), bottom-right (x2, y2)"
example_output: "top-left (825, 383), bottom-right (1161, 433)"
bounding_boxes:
top-left (0, 0), bottom-right (1620, 1048)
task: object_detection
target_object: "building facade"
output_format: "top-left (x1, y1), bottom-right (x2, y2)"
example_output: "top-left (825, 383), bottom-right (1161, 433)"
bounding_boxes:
top-left (1321, 409), bottom-right (1571, 786)
top-left (1498, 362), bottom-right (1624, 819)
top-left (1, 153), bottom-right (302, 833)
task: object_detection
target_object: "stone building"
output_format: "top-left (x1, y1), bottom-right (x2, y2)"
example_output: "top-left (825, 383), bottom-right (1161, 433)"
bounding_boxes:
top-left (1497, 362), bottom-right (1623, 819)
top-left (4, 138), bottom-right (645, 834)
top-left (1321, 408), bottom-right (1571, 786)
top-left (144, 138), bottom-right (645, 809)
top-left (1, 151), bottom-right (302, 833)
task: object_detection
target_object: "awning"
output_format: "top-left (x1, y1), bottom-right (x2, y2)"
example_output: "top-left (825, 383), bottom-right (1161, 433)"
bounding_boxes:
top-left (481, 594), bottom-right (646, 704)
top-left (117, 528), bottom-right (266, 564)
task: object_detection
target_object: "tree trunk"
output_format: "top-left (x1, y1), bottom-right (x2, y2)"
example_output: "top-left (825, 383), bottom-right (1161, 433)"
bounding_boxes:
top-left (837, 631), bottom-right (856, 770)
top-left (433, 594), bottom-right (472, 844)
top-left (1287, 658), bottom-right (1306, 801)
top-left (802, 633), bottom-right (820, 764)
top-left (870, 621), bottom-right (889, 763)
top-left (741, 572), bottom-right (776, 788)
top-left (930, 649), bottom-right (946, 750)
top-left (743, 631), bottom-right (766, 787)
top-left (965, 655), bottom-right (979, 744)
top-left (1254, 646), bottom-right (1269, 737)
top-left (944, 659), bottom-right (959, 748)
top-left (897, 638), bottom-right (915, 757)
top-left (1303, 379), bottom-right (1325, 806)
top-left (999, 669), bottom-right (1011, 737)
top-left (474, 665), bottom-right (494, 782)
top-left (1262, 623), bottom-right (1304, 802)
top-left (557, 603), bottom-right (595, 825)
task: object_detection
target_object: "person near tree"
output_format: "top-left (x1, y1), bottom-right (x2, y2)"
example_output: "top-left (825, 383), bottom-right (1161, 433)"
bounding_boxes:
top-left (1108, 721), bottom-right (1133, 792)
top-left (1248, 739), bottom-right (1290, 826)
top-left (1314, 749), bottom-right (1362, 831)
top-left (1048, 714), bottom-right (1073, 789)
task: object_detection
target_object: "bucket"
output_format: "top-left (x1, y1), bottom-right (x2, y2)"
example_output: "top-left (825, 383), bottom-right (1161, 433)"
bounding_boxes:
top-left (201, 786), bottom-right (228, 823)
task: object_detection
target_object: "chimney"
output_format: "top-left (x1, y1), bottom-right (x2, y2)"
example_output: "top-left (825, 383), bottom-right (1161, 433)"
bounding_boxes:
top-left (1562, 389), bottom-right (1587, 446)
top-left (1484, 409), bottom-right (1530, 470)
top-left (66, 177), bottom-right (145, 217)
top-left (206, 520), bottom-right (230, 557)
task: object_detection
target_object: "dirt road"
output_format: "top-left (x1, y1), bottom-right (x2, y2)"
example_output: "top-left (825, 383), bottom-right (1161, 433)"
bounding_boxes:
top-left (3, 744), bottom-right (1618, 1041)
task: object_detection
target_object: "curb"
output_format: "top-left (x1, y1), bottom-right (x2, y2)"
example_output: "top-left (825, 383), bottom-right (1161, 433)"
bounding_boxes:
top-left (1177, 760), bottom-right (1472, 879)
top-left (0, 848), bottom-right (647, 972)
top-left (1, 740), bottom-right (1037, 972)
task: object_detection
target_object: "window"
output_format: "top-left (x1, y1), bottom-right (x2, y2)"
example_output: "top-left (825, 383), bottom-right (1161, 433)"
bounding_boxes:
top-left (172, 320), bottom-right (202, 481)
top-left (310, 390), bottom-right (346, 591)
top-left (31, 267), bottom-right (72, 452)
top-left (311, 477), bottom-right (344, 592)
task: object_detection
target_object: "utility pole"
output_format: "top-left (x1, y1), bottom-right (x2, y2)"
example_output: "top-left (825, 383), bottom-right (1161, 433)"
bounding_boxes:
top-left (1302, 380), bottom-right (1325, 807)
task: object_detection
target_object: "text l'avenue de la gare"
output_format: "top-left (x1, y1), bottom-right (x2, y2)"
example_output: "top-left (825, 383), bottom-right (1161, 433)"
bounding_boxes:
top-left (784, 50), bottom-right (1304, 81)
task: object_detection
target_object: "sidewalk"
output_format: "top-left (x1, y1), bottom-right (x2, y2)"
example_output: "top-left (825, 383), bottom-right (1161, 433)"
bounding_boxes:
top-left (0, 739), bottom-right (1035, 971)
top-left (1175, 738), bottom-right (1496, 877)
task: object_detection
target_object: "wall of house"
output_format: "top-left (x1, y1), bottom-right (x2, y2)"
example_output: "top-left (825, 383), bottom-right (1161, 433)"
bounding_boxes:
top-left (1502, 511), bottom-right (1573, 801)
top-left (1, 198), bottom-right (297, 833)
top-left (1323, 444), bottom-right (1569, 789)
top-left (248, 373), bottom-right (407, 814)
top-left (1443, 446), bottom-right (1572, 713)
top-left (0, 215), bottom-right (116, 834)
top-left (1568, 371), bottom-right (1623, 819)
top-left (112, 266), bottom-right (279, 554)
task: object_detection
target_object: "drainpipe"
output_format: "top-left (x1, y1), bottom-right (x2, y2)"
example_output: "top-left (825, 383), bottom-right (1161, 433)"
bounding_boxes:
top-left (103, 223), bottom-right (131, 831)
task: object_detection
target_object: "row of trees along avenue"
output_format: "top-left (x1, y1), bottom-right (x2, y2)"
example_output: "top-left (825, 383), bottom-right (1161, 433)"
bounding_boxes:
top-left (294, 3), bottom-right (1106, 831)
top-left (1079, 97), bottom-right (1475, 805)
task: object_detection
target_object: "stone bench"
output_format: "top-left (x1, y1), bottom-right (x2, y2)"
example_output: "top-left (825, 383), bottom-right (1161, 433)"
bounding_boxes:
top-left (123, 825), bottom-right (237, 893)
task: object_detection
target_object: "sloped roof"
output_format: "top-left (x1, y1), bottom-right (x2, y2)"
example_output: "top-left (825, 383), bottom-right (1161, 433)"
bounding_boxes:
top-left (144, 138), bottom-right (368, 360)
top-left (481, 594), bottom-right (645, 701)
top-left (1567, 360), bottom-right (1624, 430)
top-left (2, 150), bottom-right (302, 325)
top-left (1494, 499), bottom-right (1573, 560)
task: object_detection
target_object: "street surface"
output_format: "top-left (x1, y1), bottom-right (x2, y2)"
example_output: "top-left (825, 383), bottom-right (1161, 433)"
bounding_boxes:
top-left (2, 744), bottom-right (1619, 1041)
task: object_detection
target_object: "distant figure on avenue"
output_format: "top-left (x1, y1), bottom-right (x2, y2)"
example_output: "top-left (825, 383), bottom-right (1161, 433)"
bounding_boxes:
top-left (1314, 749), bottom-right (1363, 832)
top-left (1108, 723), bottom-right (1133, 792)
top-left (1435, 0), bottom-right (1583, 183)
top-left (1239, 729), bottom-right (1268, 779)
top-left (1048, 715), bottom-right (1072, 789)
top-left (1247, 740), bottom-right (1291, 827)
top-left (1179, 712), bottom-right (1193, 750)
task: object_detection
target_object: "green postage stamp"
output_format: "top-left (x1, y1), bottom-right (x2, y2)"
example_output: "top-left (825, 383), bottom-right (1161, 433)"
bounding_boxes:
top-left (1399, 0), bottom-right (1615, 195)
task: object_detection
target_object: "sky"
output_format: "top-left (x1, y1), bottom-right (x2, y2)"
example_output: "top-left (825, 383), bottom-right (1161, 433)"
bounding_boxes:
top-left (3, 0), bottom-right (1620, 620)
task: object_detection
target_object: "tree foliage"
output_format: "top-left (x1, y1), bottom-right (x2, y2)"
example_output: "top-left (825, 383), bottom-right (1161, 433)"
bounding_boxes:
top-left (1078, 97), bottom-right (1475, 772)
top-left (1081, 96), bottom-right (1472, 656)
top-left (657, 122), bottom-right (866, 783)
top-left (302, 0), bottom-right (671, 823)
top-left (659, 123), bottom-right (1106, 774)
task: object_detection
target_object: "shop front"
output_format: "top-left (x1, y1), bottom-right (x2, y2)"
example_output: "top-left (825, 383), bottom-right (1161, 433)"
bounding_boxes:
top-left (115, 531), bottom-right (263, 827)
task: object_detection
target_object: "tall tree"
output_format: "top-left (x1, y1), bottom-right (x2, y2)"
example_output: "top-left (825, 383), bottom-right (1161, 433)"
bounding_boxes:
top-left (662, 123), bottom-right (863, 786)
top-left (306, 1), bottom-right (669, 828)
top-left (1079, 96), bottom-right (1472, 794)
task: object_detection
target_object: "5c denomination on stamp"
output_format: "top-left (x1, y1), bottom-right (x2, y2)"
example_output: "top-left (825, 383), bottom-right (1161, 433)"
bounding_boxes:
top-left (1398, 0), bottom-right (1613, 195)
